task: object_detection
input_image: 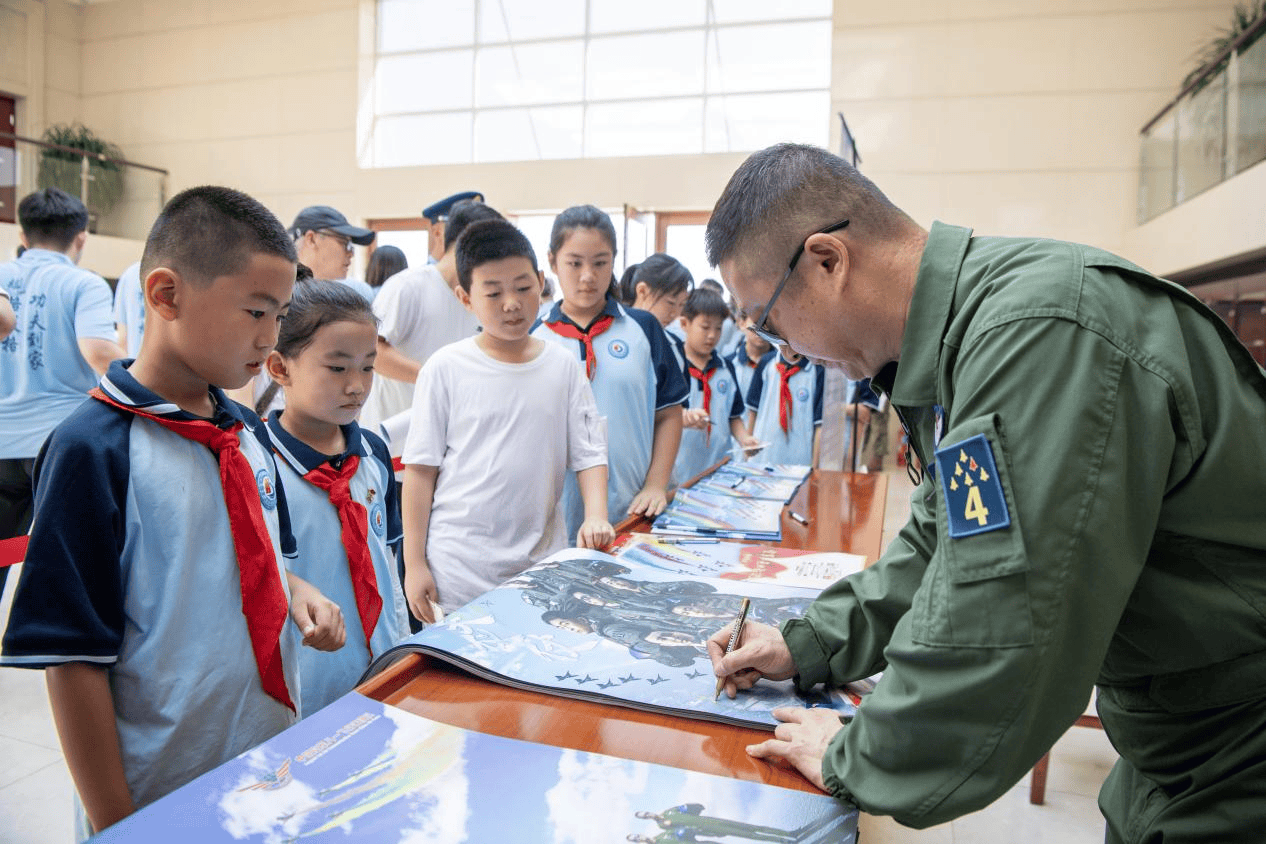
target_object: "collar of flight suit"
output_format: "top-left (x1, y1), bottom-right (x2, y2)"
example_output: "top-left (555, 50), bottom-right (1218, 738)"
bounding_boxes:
top-left (887, 221), bottom-right (973, 408)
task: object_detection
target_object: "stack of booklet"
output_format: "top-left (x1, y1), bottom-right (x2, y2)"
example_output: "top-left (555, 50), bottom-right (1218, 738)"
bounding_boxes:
top-left (651, 461), bottom-right (811, 541)
top-left (95, 691), bottom-right (858, 842)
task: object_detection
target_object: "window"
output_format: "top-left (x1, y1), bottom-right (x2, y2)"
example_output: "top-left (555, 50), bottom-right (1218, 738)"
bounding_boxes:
top-left (364, 0), bottom-right (832, 167)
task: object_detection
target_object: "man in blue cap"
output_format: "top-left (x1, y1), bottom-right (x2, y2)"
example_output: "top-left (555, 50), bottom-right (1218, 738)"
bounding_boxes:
top-left (290, 205), bottom-right (376, 300)
top-left (422, 191), bottom-right (483, 263)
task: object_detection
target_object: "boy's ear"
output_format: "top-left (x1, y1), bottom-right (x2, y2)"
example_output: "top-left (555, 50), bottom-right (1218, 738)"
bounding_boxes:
top-left (536, 269), bottom-right (545, 290)
top-left (264, 350), bottom-right (291, 386)
top-left (144, 268), bottom-right (182, 320)
top-left (678, 315), bottom-right (689, 330)
top-left (455, 284), bottom-right (472, 309)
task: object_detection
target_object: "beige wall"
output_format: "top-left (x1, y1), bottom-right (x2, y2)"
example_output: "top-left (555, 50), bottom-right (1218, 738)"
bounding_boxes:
top-left (7, 0), bottom-right (1261, 278)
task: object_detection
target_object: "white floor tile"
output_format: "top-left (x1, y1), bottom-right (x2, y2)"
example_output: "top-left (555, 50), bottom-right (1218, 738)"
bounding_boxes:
top-left (0, 734), bottom-right (63, 791)
top-left (0, 757), bottom-right (75, 844)
top-left (950, 781), bottom-right (1105, 844)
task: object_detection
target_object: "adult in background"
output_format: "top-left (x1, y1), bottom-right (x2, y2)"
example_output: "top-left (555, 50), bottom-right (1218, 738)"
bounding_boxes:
top-left (423, 190), bottom-right (483, 263)
top-left (0, 188), bottom-right (125, 595)
top-left (289, 205), bottom-right (376, 301)
top-left (706, 143), bottom-right (1266, 841)
top-left (360, 198), bottom-right (502, 445)
top-left (364, 244), bottom-right (408, 300)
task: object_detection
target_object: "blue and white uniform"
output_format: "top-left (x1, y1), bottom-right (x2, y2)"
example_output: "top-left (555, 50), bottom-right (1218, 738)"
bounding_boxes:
top-left (266, 415), bottom-right (409, 714)
top-left (533, 297), bottom-right (687, 536)
top-left (0, 248), bottom-right (116, 460)
top-left (726, 343), bottom-right (764, 411)
top-left (112, 261), bottom-right (144, 355)
top-left (0, 361), bottom-right (301, 813)
top-left (746, 352), bottom-right (825, 466)
top-left (669, 338), bottom-right (744, 486)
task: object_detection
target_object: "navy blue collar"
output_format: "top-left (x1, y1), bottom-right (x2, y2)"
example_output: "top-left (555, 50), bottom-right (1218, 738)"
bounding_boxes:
top-left (266, 412), bottom-right (366, 475)
top-left (543, 296), bottom-right (622, 332)
top-left (99, 359), bottom-right (245, 427)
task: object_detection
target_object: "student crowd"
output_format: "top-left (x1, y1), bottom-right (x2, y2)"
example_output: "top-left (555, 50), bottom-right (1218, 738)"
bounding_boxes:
top-left (0, 183), bottom-right (855, 838)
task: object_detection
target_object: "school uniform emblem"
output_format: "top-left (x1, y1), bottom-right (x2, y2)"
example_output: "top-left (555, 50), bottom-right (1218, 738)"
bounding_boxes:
top-left (255, 468), bottom-right (277, 510)
top-left (796, 387), bottom-right (809, 402)
top-left (716, 380), bottom-right (730, 393)
top-left (934, 434), bottom-right (1010, 537)
top-left (608, 339), bottom-right (629, 359)
top-left (369, 502), bottom-right (386, 537)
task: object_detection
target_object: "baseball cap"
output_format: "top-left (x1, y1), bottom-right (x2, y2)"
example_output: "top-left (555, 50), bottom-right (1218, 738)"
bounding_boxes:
top-left (290, 206), bottom-right (375, 246)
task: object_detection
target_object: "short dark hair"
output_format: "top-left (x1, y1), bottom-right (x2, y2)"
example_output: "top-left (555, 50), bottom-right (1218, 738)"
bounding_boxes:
top-left (274, 279), bottom-right (376, 358)
top-left (455, 219), bottom-right (539, 292)
top-left (443, 200), bottom-right (504, 252)
top-left (682, 287), bottom-right (730, 322)
top-left (548, 204), bottom-right (617, 258)
top-left (705, 143), bottom-right (912, 279)
top-left (18, 188), bottom-right (89, 250)
top-left (365, 245), bottom-right (407, 288)
top-left (141, 186), bottom-right (296, 287)
top-left (619, 252), bottom-right (692, 304)
top-left (699, 277), bottom-right (724, 295)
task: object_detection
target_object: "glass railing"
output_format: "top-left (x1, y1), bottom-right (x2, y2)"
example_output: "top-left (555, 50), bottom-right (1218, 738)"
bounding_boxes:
top-left (0, 132), bottom-right (168, 241)
top-left (1138, 18), bottom-right (1266, 223)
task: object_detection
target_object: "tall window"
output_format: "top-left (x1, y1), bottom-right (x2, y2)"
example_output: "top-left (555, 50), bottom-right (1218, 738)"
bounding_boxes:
top-left (366, 0), bottom-right (832, 167)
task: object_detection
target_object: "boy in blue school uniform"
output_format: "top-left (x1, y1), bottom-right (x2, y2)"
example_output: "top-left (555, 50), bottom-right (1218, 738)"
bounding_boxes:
top-left (727, 315), bottom-right (773, 402)
top-left (746, 349), bottom-right (825, 466)
top-left (0, 186), bottom-right (345, 837)
top-left (0, 189), bottom-right (125, 598)
top-left (670, 288), bottom-right (761, 485)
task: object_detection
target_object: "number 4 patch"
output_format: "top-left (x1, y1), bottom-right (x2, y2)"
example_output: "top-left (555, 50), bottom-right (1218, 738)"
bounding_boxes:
top-left (934, 433), bottom-right (1011, 538)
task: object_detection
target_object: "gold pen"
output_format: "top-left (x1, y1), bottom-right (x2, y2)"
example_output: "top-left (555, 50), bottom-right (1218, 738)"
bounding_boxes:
top-left (714, 597), bottom-right (752, 701)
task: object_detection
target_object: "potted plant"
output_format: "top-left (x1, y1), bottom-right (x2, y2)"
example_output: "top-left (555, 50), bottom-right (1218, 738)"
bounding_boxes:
top-left (36, 123), bottom-right (126, 229)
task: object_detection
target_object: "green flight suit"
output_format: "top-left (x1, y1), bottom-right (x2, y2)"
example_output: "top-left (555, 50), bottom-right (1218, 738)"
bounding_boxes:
top-left (782, 222), bottom-right (1266, 841)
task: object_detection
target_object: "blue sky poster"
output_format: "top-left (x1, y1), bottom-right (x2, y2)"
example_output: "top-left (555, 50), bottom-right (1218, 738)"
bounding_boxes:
top-left (95, 692), bottom-right (858, 843)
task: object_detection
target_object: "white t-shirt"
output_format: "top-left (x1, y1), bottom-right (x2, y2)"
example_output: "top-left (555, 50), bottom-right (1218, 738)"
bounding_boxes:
top-left (402, 337), bottom-right (606, 611)
top-left (361, 264), bottom-right (479, 439)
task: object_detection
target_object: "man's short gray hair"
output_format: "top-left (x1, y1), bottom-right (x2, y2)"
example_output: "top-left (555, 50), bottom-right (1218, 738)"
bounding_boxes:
top-left (705, 143), bottom-right (911, 277)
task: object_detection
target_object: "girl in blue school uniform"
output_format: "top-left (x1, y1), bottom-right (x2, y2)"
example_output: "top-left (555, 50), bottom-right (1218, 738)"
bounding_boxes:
top-left (619, 252), bottom-right (692, 334)
top-left (264, 280), bottom-right (409, 714)
top-left (745, 348), bottom-right (826, 467)
top-left (532, 206), bottom-right (688, 537)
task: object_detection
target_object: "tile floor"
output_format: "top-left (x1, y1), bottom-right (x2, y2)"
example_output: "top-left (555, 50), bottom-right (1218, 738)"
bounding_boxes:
top-left (0, 468), bottom-right (1119, 842)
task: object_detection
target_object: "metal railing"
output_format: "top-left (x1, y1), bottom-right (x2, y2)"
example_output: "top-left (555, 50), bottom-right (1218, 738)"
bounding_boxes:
top-left (0, 131), bottom-right (168, 240)
top-left (1138, 15), bottom-right (1266, 223)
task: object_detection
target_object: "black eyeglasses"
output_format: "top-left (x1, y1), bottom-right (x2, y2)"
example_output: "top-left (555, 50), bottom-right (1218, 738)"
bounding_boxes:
top-left (317, 230), bottom-right (354, 253)
top-left (750, 218), bottom-right (850, 348)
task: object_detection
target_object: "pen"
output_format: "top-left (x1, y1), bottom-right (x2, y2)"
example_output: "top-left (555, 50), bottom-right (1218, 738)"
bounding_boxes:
top-left (714, 597), bottom-right (752, 701)
top-left (662, 538), bottom-right (720, 545)
top-left (789, 511), bottom-right (810, 526)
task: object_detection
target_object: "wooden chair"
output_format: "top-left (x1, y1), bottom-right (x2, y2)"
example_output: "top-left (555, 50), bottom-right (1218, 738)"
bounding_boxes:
top-left (1030, 712), bottom-right (1104, 804)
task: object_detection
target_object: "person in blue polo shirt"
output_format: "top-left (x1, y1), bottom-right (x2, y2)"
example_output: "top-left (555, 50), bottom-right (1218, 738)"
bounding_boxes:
top-left (263, 279), bottom-right (409, 714)
top-left (1, 186), bottom-right (345, 838)
top-left (670, 288), bottom-right (761, 485)
top-left (745, 348), bottom-right (825, 467)
top-left (532, 205), bottom-right (687, 537)
top-left (112, 261), bottom-right (144, 355)
top-left (0, 188), bottom-right (125, 599)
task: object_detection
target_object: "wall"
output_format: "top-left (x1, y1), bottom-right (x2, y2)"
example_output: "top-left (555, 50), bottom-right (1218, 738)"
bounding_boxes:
top-left (14, 0), bottom-right (1258, 279)
top-left (829, 0), bottom-right (1240, 262)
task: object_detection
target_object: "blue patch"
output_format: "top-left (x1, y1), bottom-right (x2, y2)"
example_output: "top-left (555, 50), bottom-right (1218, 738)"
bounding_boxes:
top-left (935, 434), bottom-right (1010, 538)
top-left (255, 468), bottom-right (277, 511)
top-left (796, 387), bottom-right (809, 402)
top-left (369, 502), bottom-right (386, 538)
top-left (607, 339), bottom-right (629, 359)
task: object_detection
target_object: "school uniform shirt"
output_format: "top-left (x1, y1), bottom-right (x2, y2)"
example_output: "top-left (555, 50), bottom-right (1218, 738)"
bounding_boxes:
top-left (532, 298), bottom-right (688, 536)
top-left (745, 352), bottom-right (825, 466)
top-left (112, 261), bottom-right (144, 355)
top-left (0, 360), bottom-right (301, 812)
top-left (360, 263), bottom-right (479, 442)
top-left (267, 415), bottom-right (409, 714)
top-left (727, 343), bottom-right (764, 408)
top-left (403, 337), bottom-right (606, 611)
top-left (669, 337), bottom-right (744, 486)
top-left (0, 248), bottom-right (117, 459)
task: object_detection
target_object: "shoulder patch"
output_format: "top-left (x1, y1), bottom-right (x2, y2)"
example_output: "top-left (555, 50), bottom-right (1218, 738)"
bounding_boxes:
top-left (935, 433), bottom-right (1010, 537)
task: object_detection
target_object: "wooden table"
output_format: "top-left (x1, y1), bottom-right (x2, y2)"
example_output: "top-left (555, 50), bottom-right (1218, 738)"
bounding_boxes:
top-left (358, 470), bottom-right (889, 795)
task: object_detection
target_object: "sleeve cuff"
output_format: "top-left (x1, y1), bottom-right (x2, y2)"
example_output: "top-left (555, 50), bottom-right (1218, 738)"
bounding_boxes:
top-left (782, 616), bottom-right (833, 692)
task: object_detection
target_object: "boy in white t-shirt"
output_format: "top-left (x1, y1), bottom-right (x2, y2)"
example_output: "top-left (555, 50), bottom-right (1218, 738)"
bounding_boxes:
top-left (400, 219), bottom-right (614, 618)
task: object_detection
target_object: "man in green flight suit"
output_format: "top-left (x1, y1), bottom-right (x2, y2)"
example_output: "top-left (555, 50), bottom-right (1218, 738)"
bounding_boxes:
top-left (705, 143), bottom-right (1266, 843)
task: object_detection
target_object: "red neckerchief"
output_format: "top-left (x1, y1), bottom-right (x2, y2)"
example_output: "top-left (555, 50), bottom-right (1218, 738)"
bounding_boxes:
top-left (302, 456), bottom-right (382, 653)
top-left (776, 359), bottom-right (805, 435)
top-left (545, 314), bottom-right (615, 380)
top-left (89, 387), bottom-right (295, 712)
